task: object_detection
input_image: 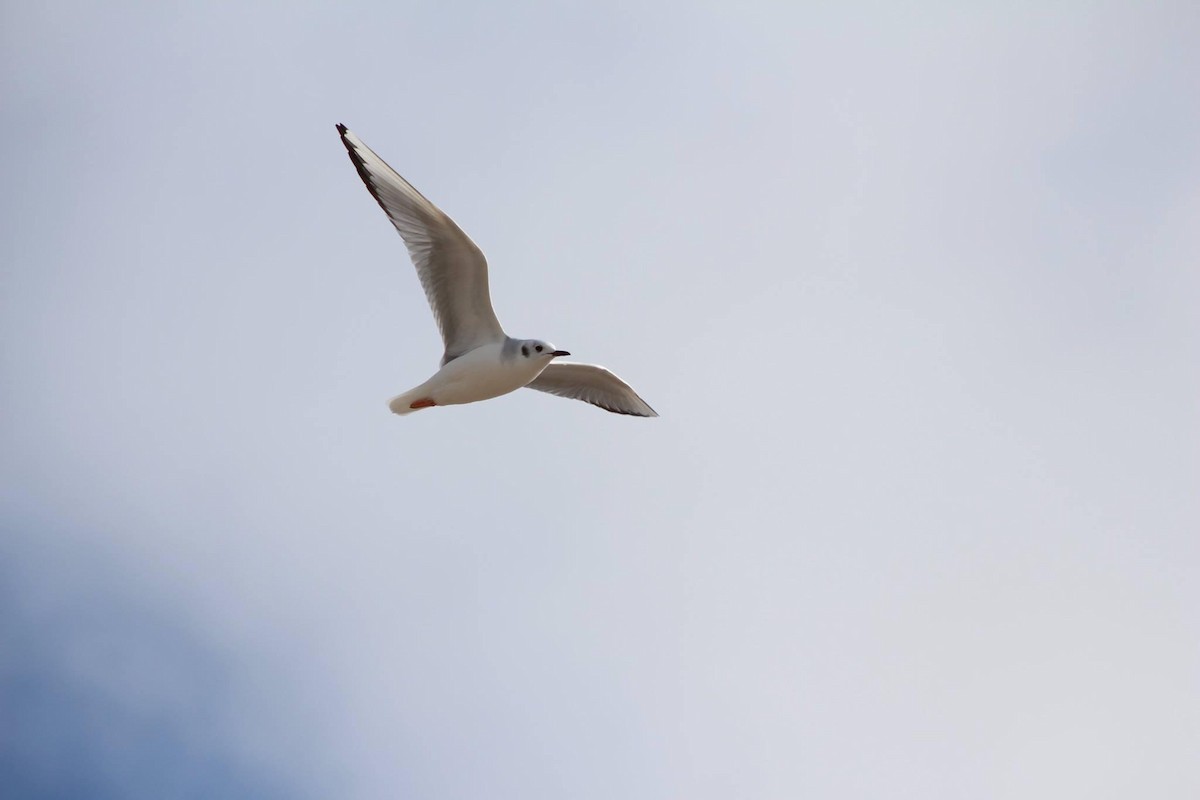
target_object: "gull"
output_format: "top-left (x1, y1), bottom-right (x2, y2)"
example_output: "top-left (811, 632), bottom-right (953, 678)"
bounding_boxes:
top-left (336, 124), bottom-right (657, 418)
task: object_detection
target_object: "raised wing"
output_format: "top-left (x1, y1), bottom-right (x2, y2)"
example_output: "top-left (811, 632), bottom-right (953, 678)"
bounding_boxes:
top-left (526, 362), bottom-right (658, 417)
top-left (337, 124), bottom-right (505, 363)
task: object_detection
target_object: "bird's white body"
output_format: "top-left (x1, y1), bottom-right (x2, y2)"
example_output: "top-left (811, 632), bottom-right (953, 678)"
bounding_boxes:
top-left (389, 342), bottom-right (552, 414)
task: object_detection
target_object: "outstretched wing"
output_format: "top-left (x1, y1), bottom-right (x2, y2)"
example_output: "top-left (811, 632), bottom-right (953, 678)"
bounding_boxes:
top-left (526, 362), bottom-right (658, 417)
top-left (337, 124), bottom-right (505, 363)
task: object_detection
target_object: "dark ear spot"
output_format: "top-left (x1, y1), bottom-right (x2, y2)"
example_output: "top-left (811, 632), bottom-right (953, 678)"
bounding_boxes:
top-left (521, 344), bottom-right (530, 357)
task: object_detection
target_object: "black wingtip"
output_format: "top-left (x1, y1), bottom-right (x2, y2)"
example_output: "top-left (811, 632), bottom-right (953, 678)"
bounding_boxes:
top-left (336, 123), bottom-right (348, 136)
top-left (594, 400), bottom-right (658, 417)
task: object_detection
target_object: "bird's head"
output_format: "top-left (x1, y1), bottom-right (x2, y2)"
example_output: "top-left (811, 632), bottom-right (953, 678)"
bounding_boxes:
top-left (519, 340), bottom-right (570, 361)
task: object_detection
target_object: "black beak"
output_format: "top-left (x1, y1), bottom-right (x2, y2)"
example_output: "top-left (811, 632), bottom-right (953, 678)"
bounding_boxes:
top-left (551, 350), bottom-right (570, 357)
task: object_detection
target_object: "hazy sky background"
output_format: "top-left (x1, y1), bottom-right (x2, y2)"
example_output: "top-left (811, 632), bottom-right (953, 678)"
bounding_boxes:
top-left (2, 2), bottom-right (1198, 798)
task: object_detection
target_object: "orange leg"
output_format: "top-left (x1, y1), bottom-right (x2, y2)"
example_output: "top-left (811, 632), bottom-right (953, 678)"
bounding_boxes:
top-left (409, 397), bottom-right (437, 409)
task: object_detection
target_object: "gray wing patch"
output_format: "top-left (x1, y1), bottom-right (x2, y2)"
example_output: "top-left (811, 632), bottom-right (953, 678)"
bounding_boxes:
top-left (337, 124), bottom-right (506, 362)
top-left (526, 362), bottom-right (657, 417)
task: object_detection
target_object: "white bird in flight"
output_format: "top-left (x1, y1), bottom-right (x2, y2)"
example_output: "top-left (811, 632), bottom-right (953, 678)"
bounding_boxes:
top-left (337, 124), bottom-right (657, 418)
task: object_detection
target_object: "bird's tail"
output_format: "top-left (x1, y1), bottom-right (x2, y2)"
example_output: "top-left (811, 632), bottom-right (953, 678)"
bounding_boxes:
top-left (387, 387), bottom-right (434, 415)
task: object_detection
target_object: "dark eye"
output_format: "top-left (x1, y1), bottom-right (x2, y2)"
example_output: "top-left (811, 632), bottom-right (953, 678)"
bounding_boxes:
top-left (535, 345), bottom-right (543, 353)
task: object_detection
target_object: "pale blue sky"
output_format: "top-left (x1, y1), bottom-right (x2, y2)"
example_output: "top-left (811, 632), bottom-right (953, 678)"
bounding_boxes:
top-left (3, 2), bottom-right (1198, 798)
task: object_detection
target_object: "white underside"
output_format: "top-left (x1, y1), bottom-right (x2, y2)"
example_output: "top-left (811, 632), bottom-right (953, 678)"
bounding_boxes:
top-left (388, 342), bottom-right (550, 414)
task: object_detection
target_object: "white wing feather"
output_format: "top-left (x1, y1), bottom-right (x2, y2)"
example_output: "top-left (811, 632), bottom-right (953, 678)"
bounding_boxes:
top-left (337, 125), bottom-right (505, 363)
top-left (526, 362), bottom-right (657, 417)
